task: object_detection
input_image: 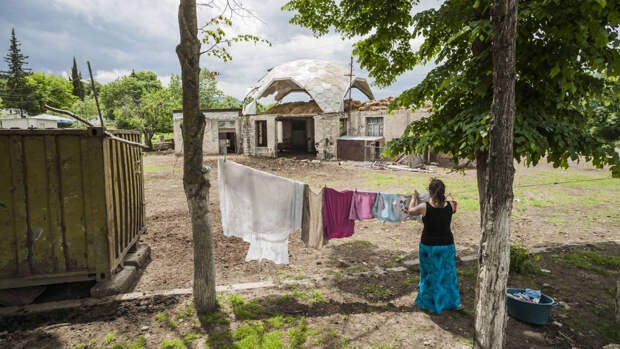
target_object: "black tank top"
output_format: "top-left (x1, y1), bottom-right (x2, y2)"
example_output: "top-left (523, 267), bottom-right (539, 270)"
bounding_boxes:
top-left (421, 202), bottom-right (454, 246)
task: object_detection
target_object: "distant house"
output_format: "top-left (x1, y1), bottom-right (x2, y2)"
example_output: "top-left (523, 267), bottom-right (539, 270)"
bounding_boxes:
top-left (0, 117), bottom-right (57, 129)
top-left (30, 114), bottom-right (76, 128)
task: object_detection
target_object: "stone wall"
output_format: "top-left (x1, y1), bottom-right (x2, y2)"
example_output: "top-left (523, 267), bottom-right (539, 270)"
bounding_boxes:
top-left (242, 114), bottom-right (278, 157)
top-left (172, 110), bottom-right (241, 154)
top-left (348, 108), bottom-right (429, 144)
top-left (313, 113), bottom-right (341, 160)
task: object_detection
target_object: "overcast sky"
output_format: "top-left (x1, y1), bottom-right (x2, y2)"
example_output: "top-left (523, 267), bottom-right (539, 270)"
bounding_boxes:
top-left (0, 0), bottom-right (441, 101)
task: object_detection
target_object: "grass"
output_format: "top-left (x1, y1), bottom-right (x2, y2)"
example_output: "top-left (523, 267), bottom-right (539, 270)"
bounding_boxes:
top-left (103, 331), bottom-right (117, 345)
top-left (510, 245), bottom-right (540, 275)
top-left (560, 250), bottom-right (620, 275)
top-left (160, 339), bottom-right (185, 349)
top-left (457, 268), bottom-right (477, 279)
top-left (143, 164), bottom-right (166, 173)
top-left (397, 275), bottom-right (420, 287)
top-left (362, 285), bottom-right (391, 298)
top-left (227, 294), bottom-right (265, 320)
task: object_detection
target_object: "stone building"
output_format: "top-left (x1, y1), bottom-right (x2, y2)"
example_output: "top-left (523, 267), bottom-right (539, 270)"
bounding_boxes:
top-left (173, 59), bottom-right (430, 160)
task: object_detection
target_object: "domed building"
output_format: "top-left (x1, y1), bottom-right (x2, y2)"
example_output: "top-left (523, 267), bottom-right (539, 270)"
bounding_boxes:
top-left (173, 59), bottom-right (430, 161)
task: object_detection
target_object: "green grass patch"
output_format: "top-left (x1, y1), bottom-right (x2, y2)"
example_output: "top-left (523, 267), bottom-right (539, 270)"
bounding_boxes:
top-left (560, 250), bottom-right (620, 276)
top-left (397, 275), bottom-right (420, 287)
top-left (227, 294), bottom-right (265, 320)
top-left (160, 339), bottom-right (185, 349)
top-left (144, 164), bottom-right (166, 173)
top-left (457, 267), bottom-right (477, 279)
top-left (510, 245), bottom-right (540, 275)
top-left (103, 331), bottom-right (117, 345)
top-left (176, 301), bottom-right (195, 319)
top-left (362, 285), bottom-right (391, 298)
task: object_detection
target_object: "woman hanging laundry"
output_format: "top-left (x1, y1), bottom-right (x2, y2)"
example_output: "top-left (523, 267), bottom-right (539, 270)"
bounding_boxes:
top-left (407, 179), bottom-right (461, 314)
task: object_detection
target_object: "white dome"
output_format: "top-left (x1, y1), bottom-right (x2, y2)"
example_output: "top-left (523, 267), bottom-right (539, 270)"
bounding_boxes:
top-left (242, 59), bottom-right (374, 115)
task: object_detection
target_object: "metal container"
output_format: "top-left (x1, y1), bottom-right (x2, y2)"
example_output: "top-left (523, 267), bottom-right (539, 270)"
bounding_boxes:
top-left (337, 135), bottom-right (385, 161)
top-left (0, 128), bottom-right (144, 289)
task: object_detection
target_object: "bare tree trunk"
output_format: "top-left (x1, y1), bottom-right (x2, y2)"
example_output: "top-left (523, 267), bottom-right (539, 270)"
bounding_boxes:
top-left (144, 131), bottom-right (154, 150)
top-left (473, 0), bottom-right (518, 348)
top-left (616, 279), bottom-right (619, 323)
top-left (176, 0), bottom-right (217, 314)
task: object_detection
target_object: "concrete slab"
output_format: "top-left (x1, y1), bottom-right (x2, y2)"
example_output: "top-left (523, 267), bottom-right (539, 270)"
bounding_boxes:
top-left (91, 266), bottom-right (139, 298)
top-left (124, 244), bottom-right (151, 268)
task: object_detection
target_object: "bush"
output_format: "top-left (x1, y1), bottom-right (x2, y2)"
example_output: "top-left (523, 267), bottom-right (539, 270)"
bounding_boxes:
top-left (510, 245), bottom-right (540, 275)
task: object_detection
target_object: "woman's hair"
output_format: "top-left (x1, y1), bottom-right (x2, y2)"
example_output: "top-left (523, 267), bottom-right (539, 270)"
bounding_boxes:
top-left (428, 178), bottom-right (446, 205)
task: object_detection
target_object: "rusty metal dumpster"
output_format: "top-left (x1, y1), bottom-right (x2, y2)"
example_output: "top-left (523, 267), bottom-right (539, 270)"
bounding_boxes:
top-left (0, 128), bottom-right (145, 290)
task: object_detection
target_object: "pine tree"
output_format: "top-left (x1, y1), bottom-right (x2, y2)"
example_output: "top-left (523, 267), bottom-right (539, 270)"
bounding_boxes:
top-left (70, 57), bottom-right (85, 100)
top-left (0, 28), bottom-right (33, 117)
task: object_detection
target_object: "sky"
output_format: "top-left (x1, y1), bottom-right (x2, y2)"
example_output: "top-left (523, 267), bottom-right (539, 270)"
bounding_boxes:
top-left (0, 0), bottom-right (441, 102)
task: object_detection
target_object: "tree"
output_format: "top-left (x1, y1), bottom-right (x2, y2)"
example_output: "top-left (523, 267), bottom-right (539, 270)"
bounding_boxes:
top-left (169, 69), bottom-right (239, 109)
top-left (71, 95), bottom-right (99, 121)
top-left (99, 71), bottom-right (163, 120)
top-left (587, 78), bottom-right (620, 143)
top-left (283, 0), bottom-right (620, 346)
top-left (177, 0), bottom-right (268, 315)
top-left (0, 28), bottom-right (34, 117)
top-left (114, 89), bottom-right (175, 149)
top-left (472, 0), bottom-right (517, 347)
top-left (27, 72), bottom-right (77, 115)
top-left (70, 57), bottom-right (85, 101)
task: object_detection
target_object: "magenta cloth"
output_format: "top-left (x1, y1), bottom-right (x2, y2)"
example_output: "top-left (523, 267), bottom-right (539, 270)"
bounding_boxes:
top-left (323, 187), bottom-right (355, 239)
top-left (348, 191), bottom-right (378, 221)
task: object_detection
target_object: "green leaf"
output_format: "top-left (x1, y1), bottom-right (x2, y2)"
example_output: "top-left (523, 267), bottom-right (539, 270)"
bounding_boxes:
top-left (549, 65), bottom-right (561, 78)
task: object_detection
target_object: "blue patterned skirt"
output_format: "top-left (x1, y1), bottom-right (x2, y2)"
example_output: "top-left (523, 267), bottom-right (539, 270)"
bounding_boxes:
top-left (415, 243), bottom-right (461, 314)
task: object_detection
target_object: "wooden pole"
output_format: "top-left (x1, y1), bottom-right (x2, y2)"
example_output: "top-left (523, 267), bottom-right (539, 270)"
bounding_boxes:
top-left (45, 105), bottom-right (150, 150)
top-left (87, 61), bottom-right (105, 129)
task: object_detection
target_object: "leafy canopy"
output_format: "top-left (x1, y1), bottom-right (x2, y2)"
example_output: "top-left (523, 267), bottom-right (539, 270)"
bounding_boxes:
top-left (99, 70), bottom-right (162, 120)
top-left (283, 0), bottom-right (620, 177)
top-left (27, 72), bottom-right (77, 114)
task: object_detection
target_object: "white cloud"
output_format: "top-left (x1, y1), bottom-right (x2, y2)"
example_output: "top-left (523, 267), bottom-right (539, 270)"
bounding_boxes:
top-left (51, 0), bottom-right (179, 41)
top-left (95, 69), bottom-right (132, 84)
top-left (158, 75), bottom-right (171, 87)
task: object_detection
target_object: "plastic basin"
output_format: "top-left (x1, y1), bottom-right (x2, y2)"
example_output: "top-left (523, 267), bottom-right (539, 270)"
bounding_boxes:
top-left (506, 288), bottom-right (559, 325)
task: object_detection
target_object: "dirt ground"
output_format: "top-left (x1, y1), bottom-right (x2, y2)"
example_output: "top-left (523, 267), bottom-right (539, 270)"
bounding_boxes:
top-left (134, 153), bottom-right (620, 292)
top-left (2, 243), bottom-right (619, 348)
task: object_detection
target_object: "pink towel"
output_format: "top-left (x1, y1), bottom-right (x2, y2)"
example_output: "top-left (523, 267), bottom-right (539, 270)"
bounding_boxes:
top-left (348, 191), bottom-right (378, 221)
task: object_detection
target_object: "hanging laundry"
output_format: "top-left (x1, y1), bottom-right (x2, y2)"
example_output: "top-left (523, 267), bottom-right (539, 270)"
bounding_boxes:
top-left (301, 187), bottom-right (326, 249)
top-left (218, 159), bottom-right (304, 264)
top-left (348, 191), bottom-right (378, 221)
top-left (323, 187), bottom-right (355, 240)
top-left (400, 192), bottom-right (431, 223)
top-left (372, 193), bottom-right (402, 223)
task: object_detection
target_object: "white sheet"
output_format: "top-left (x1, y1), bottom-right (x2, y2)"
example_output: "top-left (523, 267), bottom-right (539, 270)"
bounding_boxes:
top-left (218, 158), bottom-right (304, 264)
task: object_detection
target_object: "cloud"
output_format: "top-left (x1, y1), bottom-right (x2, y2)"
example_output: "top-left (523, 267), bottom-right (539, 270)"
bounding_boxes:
top-left (95, 69), bottom-right (132, 84)
top-left (0, 0), bottom-right (444, 102)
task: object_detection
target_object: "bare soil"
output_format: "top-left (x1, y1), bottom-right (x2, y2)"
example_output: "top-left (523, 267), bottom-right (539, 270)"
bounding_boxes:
top-left (2, 243), bottom-right (618, 348)
top-left (135, 153), bottom-right (619, 292)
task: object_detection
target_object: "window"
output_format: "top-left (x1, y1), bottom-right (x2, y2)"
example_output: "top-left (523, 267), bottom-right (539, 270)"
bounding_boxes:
top-left (339, 119), bottom-right (348, 136)
top-left (366, 117), bottom-right (384, 137)
top-left (256, 120), bottom-right (268, 147)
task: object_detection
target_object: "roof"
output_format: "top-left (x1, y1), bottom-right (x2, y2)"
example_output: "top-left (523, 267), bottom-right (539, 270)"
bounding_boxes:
top-left (31, 114), bottom-right (76, 124)
top-left (338, 135), bottom-right (384, 141)
top-left (243, 59), bottom-right (374, 115)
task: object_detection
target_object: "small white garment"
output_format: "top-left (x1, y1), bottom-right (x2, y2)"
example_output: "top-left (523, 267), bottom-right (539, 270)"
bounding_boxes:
top-left (218, 158), bottom-right (304, 264)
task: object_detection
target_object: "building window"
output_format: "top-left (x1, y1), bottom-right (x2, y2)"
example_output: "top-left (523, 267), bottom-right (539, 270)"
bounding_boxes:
top-left (366, 117), bottom-right (384, 137)
top-left (339, 119), bottom-right (348, 136)
top-left (256, 120), bottom-right (268, 147)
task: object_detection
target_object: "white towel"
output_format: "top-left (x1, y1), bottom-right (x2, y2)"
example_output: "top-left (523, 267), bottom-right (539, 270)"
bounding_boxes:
top-left (218, 158), bottom-right (304, 264)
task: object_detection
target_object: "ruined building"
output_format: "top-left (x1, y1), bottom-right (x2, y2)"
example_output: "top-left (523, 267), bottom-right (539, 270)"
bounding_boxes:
top-left (173, 59), bottom-right (430, 160)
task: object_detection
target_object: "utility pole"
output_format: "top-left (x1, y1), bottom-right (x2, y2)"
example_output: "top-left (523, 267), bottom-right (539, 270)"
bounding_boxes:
top-left (344, 55), bottom-right (353, 118)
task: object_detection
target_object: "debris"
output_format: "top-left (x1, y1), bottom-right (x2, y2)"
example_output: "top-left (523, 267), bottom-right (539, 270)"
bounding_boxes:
top-left (141, 326), bottom-right (149, 331)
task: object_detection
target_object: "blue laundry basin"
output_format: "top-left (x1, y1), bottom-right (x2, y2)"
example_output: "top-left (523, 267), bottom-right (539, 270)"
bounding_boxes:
top-left (506, 288), bottom-right (559, 325)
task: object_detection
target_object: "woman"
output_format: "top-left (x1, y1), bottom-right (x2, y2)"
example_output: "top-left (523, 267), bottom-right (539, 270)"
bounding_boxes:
top-left (408, 178), bottom-right (461, 314)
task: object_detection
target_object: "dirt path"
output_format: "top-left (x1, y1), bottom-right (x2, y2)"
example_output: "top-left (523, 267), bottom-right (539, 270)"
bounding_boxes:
top-left (135, 153), bottom-right (619, 292)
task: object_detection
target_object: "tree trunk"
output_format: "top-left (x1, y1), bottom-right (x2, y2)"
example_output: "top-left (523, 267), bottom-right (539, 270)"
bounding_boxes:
top-left (616, 279), bottom-right (619, 323)
top-left (144, 131), bottom-right (154, 150)
top-left (473, 0), bottom-right (518, 348)
top-left (176, 0), bottom-right (217, 314)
